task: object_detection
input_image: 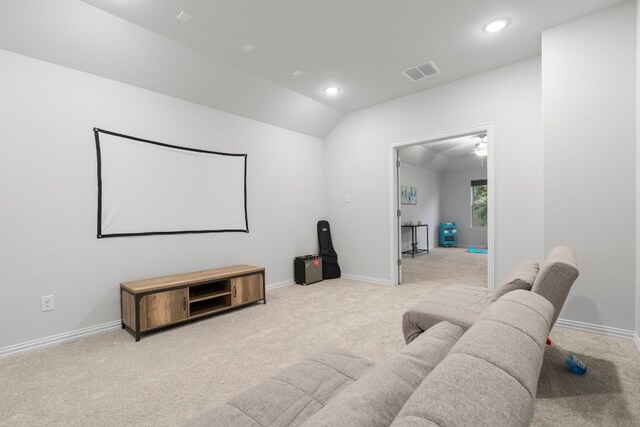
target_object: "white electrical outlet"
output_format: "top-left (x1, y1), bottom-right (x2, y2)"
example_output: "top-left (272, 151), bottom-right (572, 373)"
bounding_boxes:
top-left (41, 295), bottom-right (55, 312)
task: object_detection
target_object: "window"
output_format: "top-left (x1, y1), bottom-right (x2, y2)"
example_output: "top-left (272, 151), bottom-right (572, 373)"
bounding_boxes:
top-left (471, 180), bottom-right (487, 228)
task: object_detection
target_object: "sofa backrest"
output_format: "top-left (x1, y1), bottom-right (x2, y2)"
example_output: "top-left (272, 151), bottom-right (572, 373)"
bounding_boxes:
top-left (530, 246), bottom-right (579, 328)
top-left (391, 290), bottom-right (554, 427)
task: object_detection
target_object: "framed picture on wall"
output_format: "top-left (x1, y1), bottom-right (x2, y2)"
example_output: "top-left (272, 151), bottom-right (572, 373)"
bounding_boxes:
top-left (401, 185), bottom-right (417, 205)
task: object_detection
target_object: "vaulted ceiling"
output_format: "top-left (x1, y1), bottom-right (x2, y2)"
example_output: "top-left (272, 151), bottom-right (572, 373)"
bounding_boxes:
top-left (0, 0), bottom-right (627, 138)
top-left (82, 0), bottom-right (625, 112)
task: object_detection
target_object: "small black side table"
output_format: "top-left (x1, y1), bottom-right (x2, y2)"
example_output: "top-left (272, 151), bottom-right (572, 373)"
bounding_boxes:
top-left (401, 224), bottom-right (429, 258)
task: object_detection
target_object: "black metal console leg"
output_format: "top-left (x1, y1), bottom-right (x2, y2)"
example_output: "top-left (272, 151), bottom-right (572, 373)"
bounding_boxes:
top-left (412, 228), bottom-right (417, 258)
top-left (426, 224), bottom-right (429, 254)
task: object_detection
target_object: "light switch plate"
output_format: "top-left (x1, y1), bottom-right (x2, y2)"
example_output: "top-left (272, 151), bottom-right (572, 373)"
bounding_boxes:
top-left (41, 295), bottom-right (55, 312)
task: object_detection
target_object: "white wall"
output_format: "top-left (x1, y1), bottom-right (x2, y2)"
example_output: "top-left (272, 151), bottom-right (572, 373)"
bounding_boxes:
top-left (636, 0), bottom-right (640, 339)
top-left (542, 1), bottom-right (636, 330)
top-left (0, 0), bottom-right (343, 139)
top-left (440, 166), bottom-right (488, 248)
top-left (399, 162), bottom-right (440, 251)
top-left (324, 57), bottom-right (543, 284)
top-left (0, 49), bottom-right (326, 349)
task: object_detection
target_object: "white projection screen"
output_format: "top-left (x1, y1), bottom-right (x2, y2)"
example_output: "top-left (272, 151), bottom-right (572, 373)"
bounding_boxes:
top-left (94, 128), bottom-right (248, 238)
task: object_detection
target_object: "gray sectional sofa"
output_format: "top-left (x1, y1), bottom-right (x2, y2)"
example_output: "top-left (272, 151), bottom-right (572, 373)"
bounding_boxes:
top-left (403, 246), bottom-right (579, 344)
top-left (186, 290), bottom-right (555, 427)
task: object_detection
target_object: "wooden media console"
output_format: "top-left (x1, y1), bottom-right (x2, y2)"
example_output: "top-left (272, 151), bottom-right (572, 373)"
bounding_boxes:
top-left (120, 264), bottom-right (265, 341)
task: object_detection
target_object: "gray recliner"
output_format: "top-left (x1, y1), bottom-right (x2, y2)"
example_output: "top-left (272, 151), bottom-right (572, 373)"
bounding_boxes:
top-left (402, 246), bottom-right (579, 344)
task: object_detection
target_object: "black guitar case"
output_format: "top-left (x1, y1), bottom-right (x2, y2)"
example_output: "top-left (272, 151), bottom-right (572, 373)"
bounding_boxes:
top-left (317, 220), bottom-right (341, 279)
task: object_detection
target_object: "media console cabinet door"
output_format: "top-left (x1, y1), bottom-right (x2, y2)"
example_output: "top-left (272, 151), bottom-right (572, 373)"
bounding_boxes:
top-left (140, 288), bottom-right (188, 331)
top-left (231, 274), bottom-right (264, 306)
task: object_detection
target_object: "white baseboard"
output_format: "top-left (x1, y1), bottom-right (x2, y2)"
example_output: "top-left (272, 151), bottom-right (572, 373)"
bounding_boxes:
top-left (0, 320), bottom-right (122, 359)
top-left (555, 318), bottom-right (638, 349)
top-left (7, 294), bottom-right (635, 360)
top-left (2, 281), bottom-right (292, 359)
top-left (342, 273), bottom-right (393, 286)
top-left (266, 279), bottom-right (294, 290)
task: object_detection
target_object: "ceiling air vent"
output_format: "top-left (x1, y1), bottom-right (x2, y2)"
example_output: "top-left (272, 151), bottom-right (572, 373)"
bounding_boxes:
top-left (402, 61), bottom-right (441, 82)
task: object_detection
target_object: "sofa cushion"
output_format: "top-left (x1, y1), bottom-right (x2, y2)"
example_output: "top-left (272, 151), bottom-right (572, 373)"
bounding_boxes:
top-left (530, 246), bottom-right (579, 328)
top-left (185, 352), bottom-right (373, 427)
top-left (479, 290), bottom-right (554, 351)
top-left (391, 353), bottom-right (534, 427)
top-left (392, 291), bottom-right (554, 427)
top-left (302, 321), bottom-right (464, 427)
top-left (490, 261), bottom-right (539, 302)
top-left (402, 284), bottom-right (492, 343)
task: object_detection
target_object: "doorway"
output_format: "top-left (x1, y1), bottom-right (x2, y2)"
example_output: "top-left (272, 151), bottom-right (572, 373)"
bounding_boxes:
top-left (388, 126), bottom-right (495, 288)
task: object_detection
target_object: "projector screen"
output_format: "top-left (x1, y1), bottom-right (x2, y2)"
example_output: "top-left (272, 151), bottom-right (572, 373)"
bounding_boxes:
top-left (94, 128), bottom-right (248, 238)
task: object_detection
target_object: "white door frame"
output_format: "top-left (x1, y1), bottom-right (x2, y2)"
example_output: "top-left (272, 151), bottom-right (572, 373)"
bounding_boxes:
top-left (388, 124), bottom-right (495, 288)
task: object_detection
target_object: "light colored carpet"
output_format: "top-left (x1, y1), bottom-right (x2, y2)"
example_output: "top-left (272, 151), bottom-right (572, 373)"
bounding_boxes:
top-left (401, 247), bottom-right (487, 286)
top-left (1, 274), bottom-right (638, 426)
top-left (534, 327), bottom-right (640, 426)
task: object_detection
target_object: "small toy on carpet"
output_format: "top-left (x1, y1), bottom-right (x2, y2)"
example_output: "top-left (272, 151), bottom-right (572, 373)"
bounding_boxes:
top-left (546, 338), bottom-right (587, 375)
top-left (468, 246), bottom-right (488, 254)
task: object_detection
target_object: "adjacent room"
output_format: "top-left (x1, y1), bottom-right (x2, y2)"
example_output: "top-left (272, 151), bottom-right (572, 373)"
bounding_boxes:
top-left (1, 1), bottom-right (640, 426)
top-left (398, 133), bottom-right (489, 286)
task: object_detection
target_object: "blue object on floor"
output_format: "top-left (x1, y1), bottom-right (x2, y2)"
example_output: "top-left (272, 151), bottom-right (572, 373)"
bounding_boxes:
top-left (468, 246), bottom-right (488, 254)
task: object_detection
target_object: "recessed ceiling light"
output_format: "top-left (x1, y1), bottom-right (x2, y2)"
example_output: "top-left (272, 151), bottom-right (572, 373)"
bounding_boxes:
top-left (323, 86), bottom-right (340, 95)
top-left (483, 18), bottom-right (510, 33)
top-left (292, 70), bottom-right (303, 77)
top-left (176, 10), bottom-right (193, 23)
top-left (241, 44), bottom-right (255, 53)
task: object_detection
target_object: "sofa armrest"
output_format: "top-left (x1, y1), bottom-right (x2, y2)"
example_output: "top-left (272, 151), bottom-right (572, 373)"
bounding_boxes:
top-left (402, 285), bottom-right (492, 343)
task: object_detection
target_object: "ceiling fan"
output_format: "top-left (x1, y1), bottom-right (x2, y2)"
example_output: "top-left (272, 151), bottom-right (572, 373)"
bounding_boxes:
top-left (458, 133), bottom-right (488, 167)
top-left (472, 133), bottom-right (488, 157)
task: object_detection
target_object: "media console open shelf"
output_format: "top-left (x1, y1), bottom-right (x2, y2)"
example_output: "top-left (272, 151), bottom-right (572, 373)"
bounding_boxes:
top-left (120, 265), bottom-right (265, 341)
